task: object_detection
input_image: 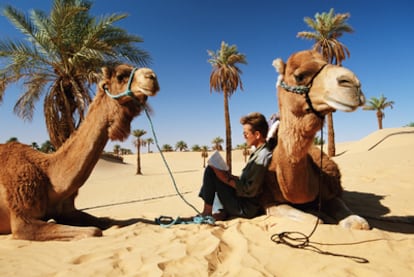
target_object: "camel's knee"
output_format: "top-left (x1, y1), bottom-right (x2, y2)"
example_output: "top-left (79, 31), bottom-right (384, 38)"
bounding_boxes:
top-left (266, 204), bottom-right (323, 224)
top-left (339, 215), bottom-right (370, 230)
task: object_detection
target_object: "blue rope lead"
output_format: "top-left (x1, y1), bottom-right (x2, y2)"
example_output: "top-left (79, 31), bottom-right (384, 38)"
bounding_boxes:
top-left (155, 215), bottom-right (216, 228)
top-left (144, 108), bottom-right (216, 226)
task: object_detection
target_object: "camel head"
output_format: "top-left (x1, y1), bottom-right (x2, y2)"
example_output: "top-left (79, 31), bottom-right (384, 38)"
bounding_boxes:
top-left (273, 50), bottom-right (365, 118)
top-left (100, 64), bottom-right (160, 107)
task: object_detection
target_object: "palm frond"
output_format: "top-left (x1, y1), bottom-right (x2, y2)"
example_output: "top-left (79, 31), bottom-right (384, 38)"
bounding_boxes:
top-left (297, 8), bottom-right (353, 65)
top-left (13, 73), bottom-right (48, 120)
top-left (2, 5), bottom-right (36, 39)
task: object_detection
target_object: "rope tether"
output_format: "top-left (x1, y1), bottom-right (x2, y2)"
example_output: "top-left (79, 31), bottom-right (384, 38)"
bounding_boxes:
top-left (144, 108), bottom-right (216, 226)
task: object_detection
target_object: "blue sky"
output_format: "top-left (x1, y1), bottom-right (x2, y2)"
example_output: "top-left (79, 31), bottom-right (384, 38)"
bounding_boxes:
top-left (0, 0), bottom-right (413, 152)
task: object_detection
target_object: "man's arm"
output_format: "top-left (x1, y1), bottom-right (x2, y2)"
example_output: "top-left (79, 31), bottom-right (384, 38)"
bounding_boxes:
top-left (210, 166), bottom-right (237, 188)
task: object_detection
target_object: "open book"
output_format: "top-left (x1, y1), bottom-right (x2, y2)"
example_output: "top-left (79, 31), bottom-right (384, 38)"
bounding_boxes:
top-left (207, 151), bottom-right (229, 171)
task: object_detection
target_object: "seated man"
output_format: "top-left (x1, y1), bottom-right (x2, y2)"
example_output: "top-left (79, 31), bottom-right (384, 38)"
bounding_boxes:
top-left (198, 112), bottom-right (272, 220)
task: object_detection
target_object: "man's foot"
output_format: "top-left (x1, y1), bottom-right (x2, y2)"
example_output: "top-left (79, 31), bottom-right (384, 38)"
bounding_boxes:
top-left (212, 209), bottom-right (228, 221)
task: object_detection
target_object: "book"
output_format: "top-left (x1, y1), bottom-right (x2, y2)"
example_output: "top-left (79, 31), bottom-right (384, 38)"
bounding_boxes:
top-left (207, 151), bottom-right (229, 171)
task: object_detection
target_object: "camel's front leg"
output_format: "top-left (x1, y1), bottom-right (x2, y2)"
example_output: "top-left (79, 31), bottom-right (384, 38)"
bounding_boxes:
top-left (55, 190), bottom-right (111, 229)
top-left (55, 208), bottom-right (120, 230)
top-left (266, 204), bottom-right (323, 224)
top-left (56, 192), bottom-right (141, 229)
top-left (323, 197), bottom-right (370, 230)
top-left (10, 215), bottom-right (102, 241)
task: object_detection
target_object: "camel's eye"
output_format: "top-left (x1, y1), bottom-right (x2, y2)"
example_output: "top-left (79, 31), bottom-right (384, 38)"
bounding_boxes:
top-left (294, 73), bottom-right (305, 83)
top-left (116, 72), bottom-right (130, 83)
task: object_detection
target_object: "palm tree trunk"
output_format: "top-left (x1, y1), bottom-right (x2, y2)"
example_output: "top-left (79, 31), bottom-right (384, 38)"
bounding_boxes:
top-left (327, 112), bottom-right (336, 157)
top-left (377, 111), bottom-right (383, 129)
top-left (224, 90), bottom-right (232, 173)
top-left (136, 140), bottom-right (142, 175)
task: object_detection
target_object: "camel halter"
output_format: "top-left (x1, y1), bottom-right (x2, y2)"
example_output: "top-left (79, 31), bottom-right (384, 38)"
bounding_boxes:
top-left (103, 67), bottom-right (139, 100)
top-left (279, 63), bottom-right (327, 119)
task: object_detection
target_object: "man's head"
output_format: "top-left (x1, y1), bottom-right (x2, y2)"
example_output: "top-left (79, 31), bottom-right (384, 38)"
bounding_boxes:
top-left (240, 112), bottom-right (269, 147)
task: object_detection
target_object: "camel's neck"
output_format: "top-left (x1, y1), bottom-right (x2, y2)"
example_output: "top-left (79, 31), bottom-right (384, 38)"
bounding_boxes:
top-left (273, 106), bottom-right (323, 203)
top-left (48, 89), bottom-right (134, 196)
top-left (277, 113), bottom-right (320, 161)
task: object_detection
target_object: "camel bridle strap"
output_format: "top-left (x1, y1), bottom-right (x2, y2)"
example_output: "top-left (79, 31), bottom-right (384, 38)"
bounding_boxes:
top-left (279, 64), bottom-right (328, 120)
top-left (104, 67), bottom-right (139, 100)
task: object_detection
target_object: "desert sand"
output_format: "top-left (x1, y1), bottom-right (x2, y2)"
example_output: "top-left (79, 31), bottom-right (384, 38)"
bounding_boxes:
top-left (1, 127), bottom-right (414, 276)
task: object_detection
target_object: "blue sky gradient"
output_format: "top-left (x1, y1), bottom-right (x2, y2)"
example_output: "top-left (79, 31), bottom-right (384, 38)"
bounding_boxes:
top-left (0, 0), bottom-right (413, 152)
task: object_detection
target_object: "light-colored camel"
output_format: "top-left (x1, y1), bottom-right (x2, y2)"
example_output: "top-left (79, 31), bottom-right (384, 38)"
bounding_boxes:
top-left (262, 50), bottom-right (370, 230)
top-left (0, 64), bottom-right (159, 240)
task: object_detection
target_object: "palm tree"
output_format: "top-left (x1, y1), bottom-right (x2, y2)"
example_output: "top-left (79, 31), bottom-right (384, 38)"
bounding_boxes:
top-left (201, 145), bottom-right (209, 168)
top-left (162, 144), bottom-right (173, 152)
top-left (208, 41), bottom-right (247, 173)
top-left (113, 144), bottom-right (121, 156)
top-left (31, 142), bottom-right (40, 150)
top-left (313, 136), bottom-right (325, 145)
top-left (297, 8), bottom-right (353, 157)
top-left (121, 148), bottom-right (132, 155)
top-left (192, 144), bottom-right (201, 151)
top-left (238, 142), bottom-right (250, 162)
top-left (132, 129), bottom-right (147, 175)
top-left (211, 136), bottom-right (224, 151)
top-left (6, 137), bottom-right (18, 143)
top-left (140, 139), bottom-right (147, 153)
top-left (363, 94), bottom-right (394, 129)
top-left (146, 137), bottom-right (154, 153)
top-left (175, 140), bottom-right (188, 152)
top-left (0, 0), bottom-right (151, 148)
top-left (40, 140), bottom-right (55, 153)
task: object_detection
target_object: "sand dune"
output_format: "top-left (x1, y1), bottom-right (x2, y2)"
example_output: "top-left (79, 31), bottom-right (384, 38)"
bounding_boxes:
top-left (1, 127), bottom-right (414, 276)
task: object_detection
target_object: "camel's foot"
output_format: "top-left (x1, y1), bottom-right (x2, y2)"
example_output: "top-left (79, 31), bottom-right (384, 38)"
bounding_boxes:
top-left (339, 215), bottom-right (370, 230)
top-left (266, 204), bottom-right (323, 224)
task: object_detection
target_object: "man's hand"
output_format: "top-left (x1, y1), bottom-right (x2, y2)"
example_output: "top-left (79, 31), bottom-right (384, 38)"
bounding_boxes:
top-left (211, 166), bottom-right (236, 188)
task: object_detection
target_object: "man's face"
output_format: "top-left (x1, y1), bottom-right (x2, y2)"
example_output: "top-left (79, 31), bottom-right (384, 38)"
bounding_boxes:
top-left (242, 124), bottom-right (259, 147)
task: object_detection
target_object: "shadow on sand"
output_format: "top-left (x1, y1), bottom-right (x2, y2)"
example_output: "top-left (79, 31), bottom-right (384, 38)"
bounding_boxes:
top-left (343, 190), bottom-right (414, 234)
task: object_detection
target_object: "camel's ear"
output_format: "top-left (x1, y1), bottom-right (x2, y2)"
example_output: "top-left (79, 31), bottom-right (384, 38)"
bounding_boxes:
top-left (273, 58), bottom-right (286, 88)
top-left (99, 66), bottom-right (113, 90)
top-left (272, 58), bottom-right (285, 75)
top-left (101, 66), bottom-right (111, 79)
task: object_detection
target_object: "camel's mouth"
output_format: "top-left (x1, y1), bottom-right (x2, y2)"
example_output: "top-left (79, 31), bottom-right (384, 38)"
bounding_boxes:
top-left (132, 68), bottom-right (160, 98)
top-left (137, 87), bottom-right (158, 97)
top-left (324, 90), bottom-right (365, 113)
top-left (325, 97), bottom-right (359, 112)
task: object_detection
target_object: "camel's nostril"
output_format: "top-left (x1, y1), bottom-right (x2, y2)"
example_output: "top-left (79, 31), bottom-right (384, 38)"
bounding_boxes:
top-left (146, 73), bottom-right (156, 80)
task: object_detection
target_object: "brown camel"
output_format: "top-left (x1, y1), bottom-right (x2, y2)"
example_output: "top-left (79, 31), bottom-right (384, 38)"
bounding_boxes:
top-left (0, 64), bottom-right (160, 240)
top-left (262, 50), bottom-right (370, 230)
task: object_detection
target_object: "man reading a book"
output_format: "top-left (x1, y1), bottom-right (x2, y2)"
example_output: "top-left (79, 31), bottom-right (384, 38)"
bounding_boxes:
top-left (198, 112), bottom-right (272, 220)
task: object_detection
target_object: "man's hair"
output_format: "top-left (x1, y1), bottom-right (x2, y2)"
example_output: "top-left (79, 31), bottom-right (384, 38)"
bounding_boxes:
top-left (240, 112), bottom-right (269, 138)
